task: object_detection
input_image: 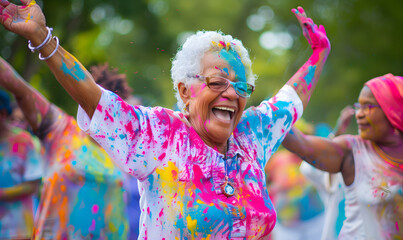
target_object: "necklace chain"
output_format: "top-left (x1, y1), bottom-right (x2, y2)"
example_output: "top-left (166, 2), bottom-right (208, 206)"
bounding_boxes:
top-left (221, 151), bottom-right (236, 197)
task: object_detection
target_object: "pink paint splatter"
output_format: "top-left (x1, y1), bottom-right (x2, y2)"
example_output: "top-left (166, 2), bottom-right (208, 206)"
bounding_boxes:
top-left (92, 204), bottom-right (99, 214)
top-left (88, 219), bottom-right (96, 231)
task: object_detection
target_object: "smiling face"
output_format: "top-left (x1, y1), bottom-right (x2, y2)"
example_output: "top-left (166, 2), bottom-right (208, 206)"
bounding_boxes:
top-left (355, 86), bottom-right (395, 142)
top-left (179, 50), bottom-right (248, 153)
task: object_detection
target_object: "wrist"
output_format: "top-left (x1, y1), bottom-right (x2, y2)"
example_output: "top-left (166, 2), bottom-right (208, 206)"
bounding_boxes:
top-left (313, 47), bottom-right (330, 56)
top-left (27, 26), bottom-right (49, 47)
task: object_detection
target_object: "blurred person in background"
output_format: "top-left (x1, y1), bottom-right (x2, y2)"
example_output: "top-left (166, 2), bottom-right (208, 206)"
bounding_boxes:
top-left (265, 119), bottom-right (325, 240)
top-left (0, 89), bottom-right (44, 240)
top-left (91, 63), bottom-right (142, 240)
top-left (296, 106), bottom-right (355, 240)
top-left (0, 57), bottom-right (129, 240)
top-left (8, 103), bottom-right (45, 219)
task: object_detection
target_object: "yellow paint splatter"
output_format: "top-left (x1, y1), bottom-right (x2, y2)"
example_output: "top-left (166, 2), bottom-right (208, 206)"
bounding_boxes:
top-left (28, 1), bottom-right (37, 7)
top-left (186, 215), bottom-right (198, 239)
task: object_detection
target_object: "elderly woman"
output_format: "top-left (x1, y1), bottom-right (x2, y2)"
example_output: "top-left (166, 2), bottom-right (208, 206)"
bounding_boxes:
top-left (0, 1), bottom-right (330, 239)
top-left (282, 74), bottom-right (403, 239)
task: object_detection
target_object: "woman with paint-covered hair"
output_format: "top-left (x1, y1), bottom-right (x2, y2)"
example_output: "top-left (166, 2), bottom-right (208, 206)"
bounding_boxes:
top-left (282, 74), bottom-right (403, 239)
top-left (0, 1), bottom-right (330, 239)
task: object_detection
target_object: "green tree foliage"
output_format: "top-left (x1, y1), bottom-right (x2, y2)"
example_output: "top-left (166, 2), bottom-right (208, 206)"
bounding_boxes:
top-left (1, 0), bottom-right (402, 130)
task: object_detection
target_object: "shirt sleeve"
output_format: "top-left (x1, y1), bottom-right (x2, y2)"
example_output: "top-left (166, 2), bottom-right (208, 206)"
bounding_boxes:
top-left (237, 85), bottom-right (303, 167)
top-left (77, 86), bottom-right (178, 180)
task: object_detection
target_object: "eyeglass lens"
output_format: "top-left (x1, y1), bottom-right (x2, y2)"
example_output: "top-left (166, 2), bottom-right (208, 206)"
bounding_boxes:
top-left (208, 77), bottom-right (253, 97)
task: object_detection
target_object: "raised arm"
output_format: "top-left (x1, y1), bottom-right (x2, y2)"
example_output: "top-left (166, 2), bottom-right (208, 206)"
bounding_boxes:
top-left (282, 127), bottom-right (351, 174)
top-left (329, 105), bottom-right (355, 138)
top-left (0, 57), bottom-right (50, 131)
top-left (0, 0), bottom-right (101, 118)
top-left (0, 179), bottom-right (40, 201)
top-left (286, 7), bottom-right (331, 110)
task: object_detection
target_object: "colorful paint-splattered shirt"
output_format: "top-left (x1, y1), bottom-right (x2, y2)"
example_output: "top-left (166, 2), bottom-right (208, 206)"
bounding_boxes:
top-left (0, 127), bottom-right (44, 239)
top-left (33, 105), bottom-right (128, 240)
top-left (339, 136), bottom-right (403, 240)
top-left (77, 85), bottom-right (303, 239)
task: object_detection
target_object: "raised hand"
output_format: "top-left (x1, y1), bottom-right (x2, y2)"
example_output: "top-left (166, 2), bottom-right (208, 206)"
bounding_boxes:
top-left (0, 0), bottom-right (46, 40)
top-left (333, 106), bottom-right (355, 136)
top-left (292, 6), bottom-right (330, 52)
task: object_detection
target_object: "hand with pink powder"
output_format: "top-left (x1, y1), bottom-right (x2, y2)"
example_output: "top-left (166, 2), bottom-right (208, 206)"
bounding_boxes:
top-left (292, 6), bottom-right (330, 52)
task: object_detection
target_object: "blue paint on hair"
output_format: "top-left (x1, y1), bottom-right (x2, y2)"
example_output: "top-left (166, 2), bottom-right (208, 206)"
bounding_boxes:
top-left (219, 49), bottom-right (246, 83)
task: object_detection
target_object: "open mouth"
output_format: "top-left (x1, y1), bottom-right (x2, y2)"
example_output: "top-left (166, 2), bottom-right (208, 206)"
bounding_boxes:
top-left (212, 106), bottom-right (235, 121)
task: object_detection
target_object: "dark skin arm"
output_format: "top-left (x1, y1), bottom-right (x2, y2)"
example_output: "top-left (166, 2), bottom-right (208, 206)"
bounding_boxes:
top-left (0, 0), bottom-right (101, 119)
top-left (0, 57), bottom-right (50, 132)
top-left (282, 129), bottom-right (355, 185)
top-left (330, 106), bottom-right (355, 137)
top-left (0, 179), bottom-right (41, 201)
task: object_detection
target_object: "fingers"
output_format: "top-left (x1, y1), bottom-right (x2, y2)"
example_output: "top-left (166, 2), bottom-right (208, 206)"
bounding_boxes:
top-left (20, 0), bottom-right (34, 6)
top-left (0, 0), bottom-right (12, 25)
top-left (319, 25), bottom-right (326, 35)
top-left (297, 6), bottom-right (306, 16)
top-left (292, 6), bottom-right (307, 19)
top-left (0, 0), bottom-right (10, 7)
top-left (0, 6), bottom-right (11, 25)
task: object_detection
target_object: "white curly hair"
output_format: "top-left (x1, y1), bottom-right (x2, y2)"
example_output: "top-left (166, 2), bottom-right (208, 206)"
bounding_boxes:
top-left (171, 30), bottom-right (256, 112)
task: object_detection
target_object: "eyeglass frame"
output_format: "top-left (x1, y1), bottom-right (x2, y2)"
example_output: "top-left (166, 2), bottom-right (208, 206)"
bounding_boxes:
top-left (189, 74), bottom-right (255, 98)
top-left (353, 102), bottom-right (380, 114)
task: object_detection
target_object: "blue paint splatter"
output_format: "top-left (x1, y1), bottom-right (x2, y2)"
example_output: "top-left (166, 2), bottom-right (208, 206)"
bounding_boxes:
top-left (222, 67), bottom-right (230, 76)
top-left (304, 66), bottom-right (316, 85)
top-left (61, 61), bottom-right (86, 82)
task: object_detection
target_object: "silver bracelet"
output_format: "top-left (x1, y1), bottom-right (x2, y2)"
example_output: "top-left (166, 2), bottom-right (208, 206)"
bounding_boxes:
top-left (39, 36), bottom-right (59, 61)
top-left (28, 27), bottom-right (53, 52)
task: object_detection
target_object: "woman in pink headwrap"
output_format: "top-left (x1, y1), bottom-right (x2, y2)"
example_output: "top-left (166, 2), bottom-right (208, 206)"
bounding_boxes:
top-left (282, 74), bottom-right (403, 240)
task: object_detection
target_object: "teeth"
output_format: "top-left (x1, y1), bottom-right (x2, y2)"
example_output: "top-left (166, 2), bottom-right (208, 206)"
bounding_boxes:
top-left (214, 107), bottom-right (235, 112)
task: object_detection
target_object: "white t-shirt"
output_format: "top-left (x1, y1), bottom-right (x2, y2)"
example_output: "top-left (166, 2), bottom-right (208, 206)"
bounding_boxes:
top-left (300, 162), bottom-right (346, 240)
top-left (339, 135), bottom-right (403, 240)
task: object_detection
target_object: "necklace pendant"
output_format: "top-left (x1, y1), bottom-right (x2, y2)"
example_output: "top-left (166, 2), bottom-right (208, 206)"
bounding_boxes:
top-left (221, 180), bottom-right (236, 197)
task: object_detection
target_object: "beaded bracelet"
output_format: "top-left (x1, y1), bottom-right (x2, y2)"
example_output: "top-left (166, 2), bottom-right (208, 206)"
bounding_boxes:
top-left (28, 27), bottom-right (53, 52)
top-left (39, 36), bottom-right (59, 61)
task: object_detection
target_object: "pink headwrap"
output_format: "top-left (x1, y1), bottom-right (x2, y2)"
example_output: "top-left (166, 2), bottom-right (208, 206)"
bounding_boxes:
top-left (365, 73), bottom-right (403, 132)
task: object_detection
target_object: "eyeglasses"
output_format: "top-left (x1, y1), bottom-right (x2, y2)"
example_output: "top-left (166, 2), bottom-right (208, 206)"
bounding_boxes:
top-left (353, 102), bottom-right (380, 114)
top-left (192, 75), bottom-right (255, 98)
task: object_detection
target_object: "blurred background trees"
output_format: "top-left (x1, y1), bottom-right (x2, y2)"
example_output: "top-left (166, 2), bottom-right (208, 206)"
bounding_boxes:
top-left (1, 0), bottom-right (402, 131)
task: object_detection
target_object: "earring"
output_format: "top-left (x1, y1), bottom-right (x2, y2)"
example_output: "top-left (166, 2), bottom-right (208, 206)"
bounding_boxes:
top-left (394, 128), bottom-right (401, 136)
top-left (183, 103), bottom-right (189, 114)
